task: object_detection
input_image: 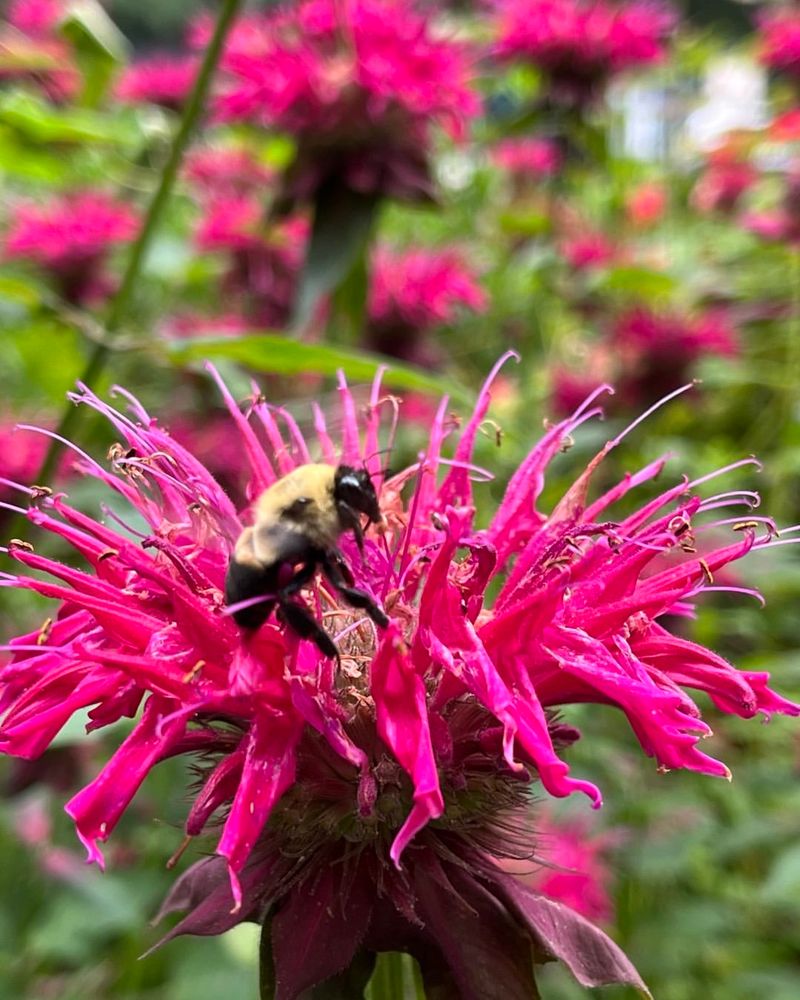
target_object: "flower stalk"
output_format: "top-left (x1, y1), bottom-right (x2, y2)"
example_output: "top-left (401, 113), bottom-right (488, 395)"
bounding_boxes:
top-left (32, 0), bottom-right (246, 490)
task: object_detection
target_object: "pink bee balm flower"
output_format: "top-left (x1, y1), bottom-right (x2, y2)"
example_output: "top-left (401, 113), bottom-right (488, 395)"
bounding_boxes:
top-left (184, 145), bottom-right (275, 197)
top-left (492, 136), bottom-right (563, 177)
top-left (758, 7), bottom-right (800, 79)
top-left (1, 0), bottom-right (78, 102)
top-left (7, 0), bottom-right (62, 36)
top-left (366, 245), bottom-right (487, 362)
top-left (201, 0), bottom-right (480, 205)
top-left (195, 196), bottom-right (308, 328)
top-left (115, 55), bottom-right (199, 112)
top-left (1, 361), bottom-right (797, 995)
top-left (492, 0), bottom-right (676, 103)
top-left (561, 231), bottom-right (617, 270)
top-left (502, 812), bottom-right (617, 922)
top-left (612, 306), bottom-right (739, 405)
top-left (691, 146), bottom-right (758, 216)
top-left (4, 193), bottom-right (140, 305)
top-left (625, 181), bottom-right (667, 227)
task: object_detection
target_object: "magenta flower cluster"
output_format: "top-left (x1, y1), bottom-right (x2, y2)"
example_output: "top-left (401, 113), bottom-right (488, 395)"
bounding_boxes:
top-left (492, 0), bottom-right (675, 101)
top-left (206, 0), bottom-right (480, 141)
top-left (1, 360), bottom-right (795, 906)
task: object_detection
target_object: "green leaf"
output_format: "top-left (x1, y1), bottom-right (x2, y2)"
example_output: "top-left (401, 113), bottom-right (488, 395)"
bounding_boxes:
top-left (293, 180), bottom-right (379, 330)
top-left (60, 0), bottom-right (129, 107)
top-left (165, 334), bottom-right (472, 406)
top-left (597, 265), bottom-right (677, 301)
top-left (0, 90), bottom-right (141, 147)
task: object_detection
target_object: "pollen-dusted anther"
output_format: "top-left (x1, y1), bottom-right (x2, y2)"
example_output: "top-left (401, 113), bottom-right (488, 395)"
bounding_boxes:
top-left (29, 485), bottom-right (53, 501)
top-left (480, 418), bottom-right (504, 446)
top-left (733, 520), bottom-right (760, 532)
top-left (98, 548), bottom-right (119, 561)
top-left (36, 618), bottom-right (53, 645)
top-left (182, 660), bottom-right (206, 684)
top-left (698, 558), bottom-right (715, 585)
top-left (8, 538), bottom-right (34, 552)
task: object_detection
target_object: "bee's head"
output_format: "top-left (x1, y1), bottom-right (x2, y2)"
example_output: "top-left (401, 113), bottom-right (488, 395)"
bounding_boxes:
top-left (333, 465), bottom-right (383, 526)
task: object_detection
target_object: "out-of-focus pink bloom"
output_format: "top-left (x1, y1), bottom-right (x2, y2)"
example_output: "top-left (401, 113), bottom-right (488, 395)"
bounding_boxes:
top-left (1, 362), bottom-right (796, 994)
top-left (7, 0), bottom-right (62, 36)
top-left (492, 137), bottom-right (563, 178)
top-left (758, 7), bottom-right (800, 79)
top-left (625, 181), bottom-right (667, 227)
top-left (770, 108), bottom-right (800, 142)
top-left (115, 55), bottom-right (199, 112)
top-left (366, 245), bottom-right (487, 363)
top-left (504, 813), bottom-right (617, 923)
top-left (492, 0), bottom-right (676, 102)
top-left (1, 0), bottom-right (78, 101)
top-left (741, 164), bottom-right (800, 246)
top-left (691, 146), bottom-right (758, 215)
top-left (369, 246), bottom-right (487, 331)
top-left (195, 196), bottom-right (308, 327)
top-left (184, 146), bottom-right (275, 197)
top-left (612, 307), bottom-right (738, 405)
top-left (4, 193), bottom-right (139, 304)
top-left (561, 232), bottom-right (616, 270)
top-left (198, 0), bottom-right (480, 205)
top-left (0, 419), bottom-right (48, 498)
top-left (613, 307), bottom-right (738, 360)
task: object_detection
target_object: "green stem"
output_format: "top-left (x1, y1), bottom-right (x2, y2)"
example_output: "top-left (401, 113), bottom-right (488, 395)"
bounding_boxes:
top-left (367, 952), bottom-right (408, 1000)
top-left (32, 0), bottom-right (244, 489)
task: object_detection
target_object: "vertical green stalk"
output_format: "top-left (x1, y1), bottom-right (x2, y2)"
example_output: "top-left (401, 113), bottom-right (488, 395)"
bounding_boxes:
top-left (366, 952), bottom-right (409, 1000)
top-left (32, 0), bottom-right (245, 488)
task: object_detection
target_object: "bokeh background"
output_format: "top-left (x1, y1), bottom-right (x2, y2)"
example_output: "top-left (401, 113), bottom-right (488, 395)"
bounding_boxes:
top-left (2, 0), bottom-right (800, 997)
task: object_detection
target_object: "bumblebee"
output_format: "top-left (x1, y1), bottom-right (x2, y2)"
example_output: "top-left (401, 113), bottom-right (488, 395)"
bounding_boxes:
top-left (225, 463), bottom-right (389, 658)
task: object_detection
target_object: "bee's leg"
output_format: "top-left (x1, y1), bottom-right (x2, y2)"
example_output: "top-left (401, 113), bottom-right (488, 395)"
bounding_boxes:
top-left (277, 597), bottom-right (340, 661)
top-left (319, 552), bottom-right (389, 628)
top-left (279, 557), bottom-right (319, 596)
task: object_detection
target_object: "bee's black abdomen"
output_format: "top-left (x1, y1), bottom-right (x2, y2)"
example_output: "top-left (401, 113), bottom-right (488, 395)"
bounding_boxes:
top-left (225, 560), bottom-right (278, 629)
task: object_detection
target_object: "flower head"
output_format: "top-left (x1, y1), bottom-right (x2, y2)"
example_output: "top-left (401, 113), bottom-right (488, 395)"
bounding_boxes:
top-left (491, 137), bottom-right (563, 178)
top-left (561, 231), bottom-right (617, 270)
top-left (194, 196), bottom-right (308, 327)
top-left (612, 306), bottom-right (738, 404)
top-left (115, 55), bottom-right (199, 111)
top-left (201, 0), bottom-right (480, 205)
top-left (503, 812), bottom-right (617, 922)
top-left (184, 145), bottom-right (275, 198)
top-left (758, 7), bottom-right (800, 79)
top-left (691, 145), bottom-right (758, 215)
top-left (7, 0), bottom-right (63, 36)
top-left (1, 0), bottom-right (78, 101)
top-left (4, 192), bottom-right (140, 304)
top-left (625, 181), bottom-right (667, 227)
top-left (492, 0), bottom-right (676, 103)
top-left (1, 361), bottom-right (796, 994)
top-left (366, 245), bottom-right (487, 361)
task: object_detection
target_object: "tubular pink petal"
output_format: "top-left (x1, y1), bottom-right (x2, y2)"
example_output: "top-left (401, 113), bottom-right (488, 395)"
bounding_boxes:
top-left (372, 625), bottom-right (444, 864)
top-left (438, 350), bottom-right (518, 509)
top-left (205, 362), bottom-right (276, 494)
top-left (65, 697), bottom-right (187, 862)
top-left (216, 711), bottom-right (302, 901)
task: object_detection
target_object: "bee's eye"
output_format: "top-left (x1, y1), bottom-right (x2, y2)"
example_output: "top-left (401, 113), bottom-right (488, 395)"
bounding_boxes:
top-left (283, 497), bottom-right (312, 518)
